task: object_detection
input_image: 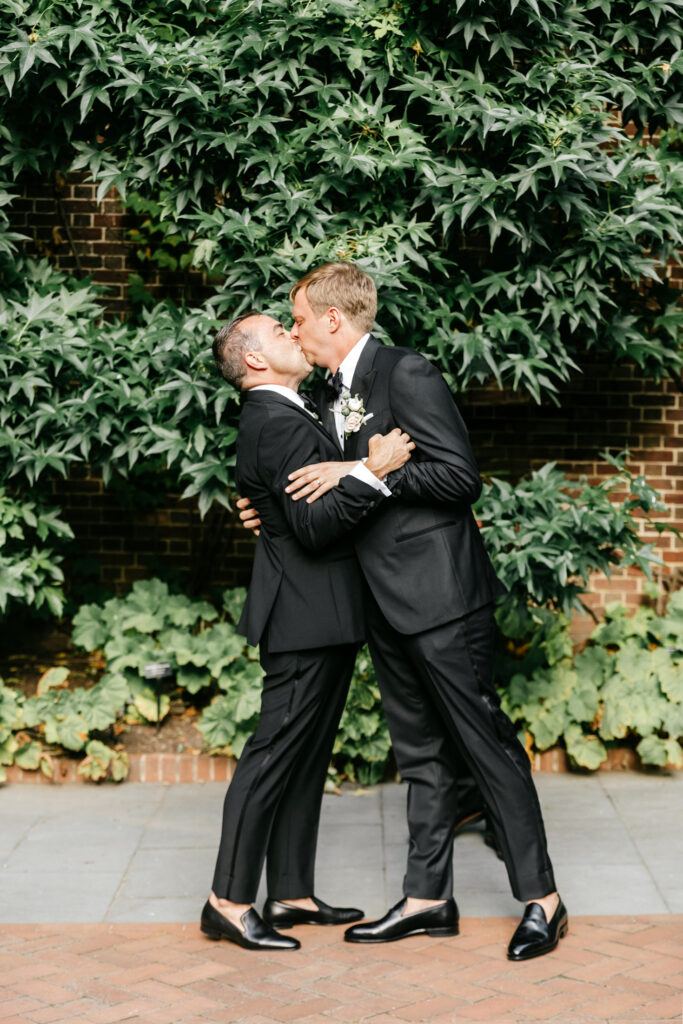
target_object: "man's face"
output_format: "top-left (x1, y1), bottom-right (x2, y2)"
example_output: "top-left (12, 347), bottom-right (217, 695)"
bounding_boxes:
top-left (249, 314), bottom-right (312, 378)
top-left (290, 288), bottom-right (332, 368)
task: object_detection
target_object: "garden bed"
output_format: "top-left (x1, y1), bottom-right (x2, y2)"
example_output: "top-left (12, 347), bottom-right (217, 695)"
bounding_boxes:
top-left (0, 620), bottom-right (206, 756)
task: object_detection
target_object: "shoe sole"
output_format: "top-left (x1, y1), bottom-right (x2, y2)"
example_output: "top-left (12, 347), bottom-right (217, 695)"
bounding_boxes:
top-left (507, 919), bottom-right (569, 961)
top-left (200, 924), bottom-right (300, 951)
top-left (263, 914), bottom-right (364, 929)
top-left (344, 924), bottom-right (460, 943)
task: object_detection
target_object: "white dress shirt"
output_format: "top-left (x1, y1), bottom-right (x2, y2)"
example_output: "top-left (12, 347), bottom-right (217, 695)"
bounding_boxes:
top-left (329, 335), bottom-right (392, 497)
top-left (331, 333), bottom-right (370, 446)
top-left (248, 382), bottom-right (388, 494)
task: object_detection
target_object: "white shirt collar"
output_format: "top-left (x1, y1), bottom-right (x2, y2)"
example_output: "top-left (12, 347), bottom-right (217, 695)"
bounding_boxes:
top-left (337, 333), bottom-right (370, 388)
top-left (249, 384), bottom-right (305, 409)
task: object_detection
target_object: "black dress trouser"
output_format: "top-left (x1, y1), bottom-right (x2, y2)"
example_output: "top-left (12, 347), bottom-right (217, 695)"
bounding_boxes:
top-left (211, 642), bottom-right (358, 903)
top-left (365, 594), bottom-right (556, 903)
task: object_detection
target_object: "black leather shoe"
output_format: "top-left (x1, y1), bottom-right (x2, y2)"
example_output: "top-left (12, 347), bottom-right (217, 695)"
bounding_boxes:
top-left (200, 900), bottom-right (300, 951)
top-left (507, 897), bottom-right (568, 961)
top-left (263, 896), bottom-right (364, 928)
top-left (344, 898), bottom-right (459, 944)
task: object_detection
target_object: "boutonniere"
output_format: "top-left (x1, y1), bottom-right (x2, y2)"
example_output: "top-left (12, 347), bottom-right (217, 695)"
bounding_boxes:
top-left (340, 392), bottom-right (374, 437)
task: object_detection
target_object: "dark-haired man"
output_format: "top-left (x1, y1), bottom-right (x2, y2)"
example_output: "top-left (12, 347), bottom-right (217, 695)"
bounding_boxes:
top-left (202, 310), bottom-right (413, 951)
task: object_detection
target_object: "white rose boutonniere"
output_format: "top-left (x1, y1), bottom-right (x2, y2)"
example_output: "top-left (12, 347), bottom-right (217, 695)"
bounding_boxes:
top-left (340, 392), bottom-right (374, 437)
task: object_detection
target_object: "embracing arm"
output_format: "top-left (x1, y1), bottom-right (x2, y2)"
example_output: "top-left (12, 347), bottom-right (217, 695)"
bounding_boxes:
top-left (385, 353), bottom-right (482, 505)
top-left (257, 416), bottom-right (385, 552)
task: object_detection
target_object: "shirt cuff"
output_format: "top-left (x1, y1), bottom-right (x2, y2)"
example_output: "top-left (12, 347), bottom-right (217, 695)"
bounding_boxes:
top-left (350, 461), bottom-right (392, 497)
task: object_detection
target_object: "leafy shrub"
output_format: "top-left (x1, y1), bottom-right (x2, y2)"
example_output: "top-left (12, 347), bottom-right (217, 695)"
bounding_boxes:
top-left (0, 677), bottom-right (25, 782)
top-left (0, 261), bottom-right (234, 517)
top-left (502, 592), bottom-right (683, 769)
top-left (4, 578), bottom-right (681, 784)
top-left (78, 739), bottom-right (128, 782)
top-left (0, 667), bottom-right (127, 783)
top-left (1, 1), bottom-right (681, 624)
top-left (0, 487), bottom-right (73, 617)
top-left (71, 578), bottom-right (392, 775)
top-left (72, 578), bottom-right (258, 736)
top-left (22, 667), bottom-right (129, 749)
top-left (478, 451), bottom-right (674, 617)
top-left (333, 648), bottom-right (392, 786)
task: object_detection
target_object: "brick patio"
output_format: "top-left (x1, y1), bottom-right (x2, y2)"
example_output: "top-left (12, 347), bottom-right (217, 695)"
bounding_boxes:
top-left (1, 916), bottom-right (682, 1024)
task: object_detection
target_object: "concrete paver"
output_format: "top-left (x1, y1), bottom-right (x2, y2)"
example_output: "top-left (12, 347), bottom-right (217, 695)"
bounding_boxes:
top-left (2, 773), bottom-right (683, 922)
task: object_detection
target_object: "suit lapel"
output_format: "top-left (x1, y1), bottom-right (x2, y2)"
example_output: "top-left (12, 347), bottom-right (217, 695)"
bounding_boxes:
top-left (349, 335), bottom-right (381, 400)
top-left (242, 389), bottom-right (337, 451)
top-left (344, 335), bottom-right (382, 459)
top-left (312, 381), bottom-right (344, 455)
top-left (326, 404), bottom-right (343, 454)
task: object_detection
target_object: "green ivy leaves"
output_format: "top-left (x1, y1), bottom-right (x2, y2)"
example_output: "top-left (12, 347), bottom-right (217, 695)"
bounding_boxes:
top-left (0, 0), bottom-right (681, 400)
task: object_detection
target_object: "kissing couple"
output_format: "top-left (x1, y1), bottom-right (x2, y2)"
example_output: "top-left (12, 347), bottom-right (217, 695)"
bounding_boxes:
top-left (201, 261), bottom-right (567, 962)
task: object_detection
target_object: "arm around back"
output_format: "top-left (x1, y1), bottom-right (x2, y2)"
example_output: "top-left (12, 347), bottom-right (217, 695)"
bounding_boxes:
top-left (257, 413), bottom-right (383, 552)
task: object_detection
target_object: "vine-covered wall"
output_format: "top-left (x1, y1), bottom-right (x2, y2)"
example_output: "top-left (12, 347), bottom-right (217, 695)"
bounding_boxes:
top-left (9, 176), bottom-right (679, 610)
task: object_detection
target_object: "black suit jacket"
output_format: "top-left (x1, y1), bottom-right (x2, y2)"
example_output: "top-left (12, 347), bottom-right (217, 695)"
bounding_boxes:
top-left (316, 336), bottom-right (506, 635)
top-left (236, 389), bottom-right (384, 652)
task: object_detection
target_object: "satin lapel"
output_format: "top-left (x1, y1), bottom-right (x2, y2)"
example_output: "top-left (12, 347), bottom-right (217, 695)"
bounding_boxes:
top-left (242, 389), bottom-right (336, 449)
top-left (326, 404), bottom-right (343, 454)
top-left (344, 336), bottom-right (381, 459)
top-left (312, 381), bottom-right (343, 455)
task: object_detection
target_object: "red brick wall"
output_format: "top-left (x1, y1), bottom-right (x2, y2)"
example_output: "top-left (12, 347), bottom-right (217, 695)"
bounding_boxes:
top-left (8, 176), bottom-right (683, 613)
top-left (7, 172), bottom-right (211, 317)
top-left (51, 468), bottom-right (256, 595)
top-left (462, 364), bottom-right (683, 640)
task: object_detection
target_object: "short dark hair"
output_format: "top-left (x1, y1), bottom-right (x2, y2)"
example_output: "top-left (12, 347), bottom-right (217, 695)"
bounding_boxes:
top-left (212, 310), bottom-right (261, 389)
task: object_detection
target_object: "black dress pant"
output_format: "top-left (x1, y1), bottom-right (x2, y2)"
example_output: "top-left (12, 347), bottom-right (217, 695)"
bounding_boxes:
top-left (365, 594), bottom-right (556, 903)
top-left (211, 642), bottom-right (358, 903)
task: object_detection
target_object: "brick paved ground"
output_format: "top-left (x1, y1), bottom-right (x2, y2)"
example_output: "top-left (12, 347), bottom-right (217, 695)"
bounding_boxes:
top-left (1, 916), bottom-right (682, 1024)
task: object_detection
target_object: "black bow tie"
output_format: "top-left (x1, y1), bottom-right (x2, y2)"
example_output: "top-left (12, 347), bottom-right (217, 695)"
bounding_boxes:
top-left (325, 369), bottom-right (344, 399)
top-left (299, 391), bottom-right (319, 417)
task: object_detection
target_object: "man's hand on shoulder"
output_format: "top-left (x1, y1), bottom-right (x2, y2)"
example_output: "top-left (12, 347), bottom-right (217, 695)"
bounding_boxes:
top-left (236, 496), bottom-right (261, 536)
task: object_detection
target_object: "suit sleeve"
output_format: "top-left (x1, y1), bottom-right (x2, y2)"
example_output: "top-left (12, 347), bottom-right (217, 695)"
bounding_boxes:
top-left (385, 353), bottom-right (483, 505)
top-left (257, 414), bottom-right (385, 552)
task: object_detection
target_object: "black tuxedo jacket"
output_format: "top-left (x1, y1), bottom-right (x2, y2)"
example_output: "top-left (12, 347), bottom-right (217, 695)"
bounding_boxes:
top-left (235, 389), bottom-right (384, 652)
top-left (316, 335), bottom-right (506, 635)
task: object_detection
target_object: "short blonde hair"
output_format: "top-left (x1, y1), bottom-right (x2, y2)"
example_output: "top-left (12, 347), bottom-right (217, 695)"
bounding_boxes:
top-left (290, 262), bottom-right (377, 334)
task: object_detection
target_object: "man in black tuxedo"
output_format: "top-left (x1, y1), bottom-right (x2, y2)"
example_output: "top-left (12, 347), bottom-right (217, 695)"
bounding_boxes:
top-left (202, 310), bottom-right (414, 952)
top-left (243, 262), bottom-right (567, 961)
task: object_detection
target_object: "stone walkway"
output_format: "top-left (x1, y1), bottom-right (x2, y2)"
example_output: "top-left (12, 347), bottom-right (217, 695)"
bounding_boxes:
top-left (1, 773), bottom-right (682, 1022)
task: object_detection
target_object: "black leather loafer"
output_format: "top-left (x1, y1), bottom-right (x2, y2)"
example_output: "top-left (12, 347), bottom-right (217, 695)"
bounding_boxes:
top-left (263, 896), bottom-right (364, 928)
top-left (507, 897), bottom-right (568, 961)
top-left (344, 898), bottom-right (459, 944)
top-left (200, 900), bottom-right (300, 951)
